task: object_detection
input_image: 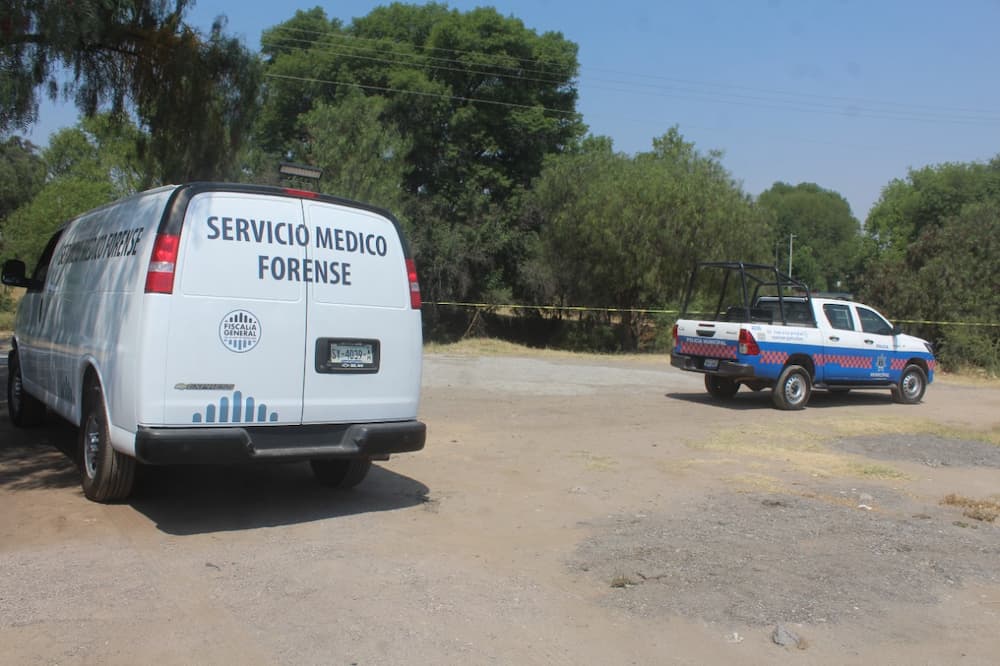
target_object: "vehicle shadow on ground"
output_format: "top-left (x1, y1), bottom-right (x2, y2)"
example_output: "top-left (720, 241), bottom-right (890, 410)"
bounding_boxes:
top-left (666, 389), bottom-right (894, 410)
top-left (1, 409), bottom-right (431, 536)
top-left (130, 463), bottom-right (431, 536)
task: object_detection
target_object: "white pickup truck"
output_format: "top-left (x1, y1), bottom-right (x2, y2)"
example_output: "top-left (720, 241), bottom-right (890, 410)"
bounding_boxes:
top-left (670, 262), bottom-right (936, 409)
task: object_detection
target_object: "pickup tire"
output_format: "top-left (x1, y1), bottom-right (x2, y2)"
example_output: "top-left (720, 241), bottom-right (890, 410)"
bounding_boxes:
top-left (7, 350), bottom-right (46, 427)
top-left (772, 365), bottom-right (811, 410)
top-left (311, 458), bottom-right (372, 489)
top-left (79, 381), bottom-right (136, 502)
top-left (704, 374), bottom-right (739, 400)
top-left (892, 364), bottom-right (927, 404)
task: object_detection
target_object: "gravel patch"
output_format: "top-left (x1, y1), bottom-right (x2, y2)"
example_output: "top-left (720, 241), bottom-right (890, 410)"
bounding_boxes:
top-left (571, 488), bottom-right (1000, 626)
top-left (826, 433), bottom-right (1000, 468)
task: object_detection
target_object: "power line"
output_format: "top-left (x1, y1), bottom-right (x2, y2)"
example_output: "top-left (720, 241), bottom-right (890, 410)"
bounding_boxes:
top-left (263, 72), bottom-right (582, 118)
top-left (262, 25), bottom-right (1000, 124)
top-left (261, 35), bottom-right (576, 93)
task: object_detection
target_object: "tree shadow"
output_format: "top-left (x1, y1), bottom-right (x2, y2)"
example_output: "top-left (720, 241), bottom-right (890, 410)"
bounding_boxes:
top-left (0, 417), bottom-right (79, 491)
top-left (130, 462), bottom-right (431, 536)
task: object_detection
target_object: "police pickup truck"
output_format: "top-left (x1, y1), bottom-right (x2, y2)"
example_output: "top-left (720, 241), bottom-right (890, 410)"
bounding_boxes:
top-left (670, 262), bottom-right (936, 410)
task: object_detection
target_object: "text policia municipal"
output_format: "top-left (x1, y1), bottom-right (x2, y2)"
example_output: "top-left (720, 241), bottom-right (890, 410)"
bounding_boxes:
top-left (205, 216), bottom-right (389, 285)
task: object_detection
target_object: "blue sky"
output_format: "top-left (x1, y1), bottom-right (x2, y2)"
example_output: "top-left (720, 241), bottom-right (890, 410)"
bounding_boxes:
top-left (25, 0), bottom-right (1000, 222)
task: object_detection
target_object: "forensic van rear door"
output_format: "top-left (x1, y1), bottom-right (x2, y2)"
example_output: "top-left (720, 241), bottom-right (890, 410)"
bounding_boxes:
top-left (160, 190), bottom-right (309, 426)
top-left (300, 199), bottom-right (421, 423)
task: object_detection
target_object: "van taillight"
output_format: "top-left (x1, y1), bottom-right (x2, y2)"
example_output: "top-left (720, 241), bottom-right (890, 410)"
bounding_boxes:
top-left (406, 258), bottom-right (422, 309)
top-left (739, 328), bottom-right (760, 356)
top-left (144, 233), bottom-right (180, 294)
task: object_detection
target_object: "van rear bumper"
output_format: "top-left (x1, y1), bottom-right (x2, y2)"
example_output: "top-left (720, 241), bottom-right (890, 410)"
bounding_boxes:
top-left (133, 421), bottom-right (426, 465)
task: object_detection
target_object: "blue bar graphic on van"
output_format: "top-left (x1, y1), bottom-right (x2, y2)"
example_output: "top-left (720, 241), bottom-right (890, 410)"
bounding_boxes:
top-left (192, 390), bottom-right (278, 423)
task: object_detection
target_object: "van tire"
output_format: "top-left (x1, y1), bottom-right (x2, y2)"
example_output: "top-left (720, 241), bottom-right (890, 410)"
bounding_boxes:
top-left (79, 381), bottom-right (136, 502)
top-left (892, 364), bottom-right (927, 404)
top-left (704, 374), bottom-right (739, 399)
top-left (772, 365), bottom-right (811, 410)
top-left (310, 458), bottom-right (372, 489)
top-left (7, 350), bottom-right (46, 427)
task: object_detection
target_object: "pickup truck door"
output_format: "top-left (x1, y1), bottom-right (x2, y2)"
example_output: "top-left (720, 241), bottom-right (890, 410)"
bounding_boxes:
top-left (820, 303), bottom-right (893, 383)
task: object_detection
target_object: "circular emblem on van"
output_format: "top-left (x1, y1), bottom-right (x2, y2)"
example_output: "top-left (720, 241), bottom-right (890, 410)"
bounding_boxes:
top-left (219, 310), bottom-right (261, 353)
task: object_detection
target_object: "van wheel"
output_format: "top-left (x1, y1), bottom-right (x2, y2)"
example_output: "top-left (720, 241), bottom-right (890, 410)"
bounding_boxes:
top-left (7, 350), bottom-right (46, 427)
top-left (310, 458), bottom-right (372, 489)
top-left (892, 365), bottom-right (927, 404)
top-left (79, 381), bottom-right (136, 502)
top-left (772, 365), bottom-right (811, 410)
top-left (704, 374), bottom-right (739, 399)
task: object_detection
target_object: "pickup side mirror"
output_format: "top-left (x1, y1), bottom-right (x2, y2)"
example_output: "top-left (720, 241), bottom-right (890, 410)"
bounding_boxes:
top-left (1, 259), bottom-right (42, 290)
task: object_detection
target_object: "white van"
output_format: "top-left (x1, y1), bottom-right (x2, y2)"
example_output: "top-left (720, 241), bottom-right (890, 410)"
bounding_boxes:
top-left (3, 183), bottom-right (426, 502)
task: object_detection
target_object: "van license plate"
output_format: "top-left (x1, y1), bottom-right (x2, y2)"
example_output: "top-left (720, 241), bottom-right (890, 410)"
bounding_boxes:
top-left (316, 338), bottom-right (380, 373)
top-left (331, 343), bottom-right (374, 367)
top-left (704, 358), bottom-right (719, 370)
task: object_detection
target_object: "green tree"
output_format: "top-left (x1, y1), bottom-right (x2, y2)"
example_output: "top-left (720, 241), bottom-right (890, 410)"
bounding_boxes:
top-left (757, 182), bottom-right (862, 291)
top-left (257, 4), bottom-right (583, 203)
top-left (298, 92), bottom-right (411, 211)
top-left (865, 158), bottom-right (1000, 258)
top-left (859, 201), bottom-right (1000, 373)
top-left (2, 0), bottom-right (260, 182)
top-left (1, 116), bottom-right (145, 266)
top-left (525, 129), bottom-right (771, 349)
top-left (0, 137), bottom-right (45, 223)
top-left (255, 4), bottom-right (584, 306)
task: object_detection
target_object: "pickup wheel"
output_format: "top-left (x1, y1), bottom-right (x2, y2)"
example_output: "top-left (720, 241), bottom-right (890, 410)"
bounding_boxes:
top-left (79, 381), bottom-right (136, 502)
top-left (704, 374), bottom-right (739, 399)
top-left (892, 364), bottom-right (927, 404)
top-left (772, 365), bottom-right (811, 410)
top-left (7, 349), bottom-right (46, 427)
top-left (311, 458), bottom-right (372, 489)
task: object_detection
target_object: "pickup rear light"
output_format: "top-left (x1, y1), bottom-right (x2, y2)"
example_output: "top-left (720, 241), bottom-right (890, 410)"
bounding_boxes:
top-left (406, 258), bottom-right (421, 309)
top-left (671, 323), bottom-right (678, 349)
top-left (739, 328), bottom-right (760, 355)
top-left (144, 233), bottom-right (180, 294)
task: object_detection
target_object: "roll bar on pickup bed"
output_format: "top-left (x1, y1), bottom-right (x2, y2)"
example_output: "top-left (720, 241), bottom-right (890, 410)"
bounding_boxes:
top-left (679, 261), bottom-right (813, 326)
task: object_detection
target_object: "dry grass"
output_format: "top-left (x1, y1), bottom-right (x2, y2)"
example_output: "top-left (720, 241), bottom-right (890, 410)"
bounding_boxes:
top-left (609, 573), bottom-right (636, 588)
top-left (687, 423), bottom-right (909, 481)
top-left (424, 338), bottom-right (664, 364)
top-left (569, 451), bottom-right (618, 471)
top-left (941, 494), bottom-right (1000, 523)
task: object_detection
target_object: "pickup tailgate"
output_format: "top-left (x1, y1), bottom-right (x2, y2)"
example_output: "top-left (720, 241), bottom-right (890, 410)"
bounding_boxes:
top-left (673, 319), bottom-right (741, 369)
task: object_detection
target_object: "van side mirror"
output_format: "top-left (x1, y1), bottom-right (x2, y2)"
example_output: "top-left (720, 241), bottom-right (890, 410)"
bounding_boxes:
top-left (1, 259), bottom-right (41, 290)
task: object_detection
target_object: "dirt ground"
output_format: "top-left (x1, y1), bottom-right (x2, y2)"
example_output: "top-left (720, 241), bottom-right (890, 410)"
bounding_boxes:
top-left (2, 342), bottom-right (999, 665)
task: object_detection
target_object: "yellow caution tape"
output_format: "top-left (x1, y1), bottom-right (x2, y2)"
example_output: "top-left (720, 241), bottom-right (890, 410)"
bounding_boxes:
top-left (429, 301), bottom-right (679, 315)
top-left (426, 302), bottom-right (1000, 328)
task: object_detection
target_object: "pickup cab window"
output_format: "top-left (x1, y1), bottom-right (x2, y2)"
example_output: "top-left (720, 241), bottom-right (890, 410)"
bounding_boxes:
top-left (857, 307), bottom-right (893, 335)
top-left (823, 303), bottom-right (855, 331)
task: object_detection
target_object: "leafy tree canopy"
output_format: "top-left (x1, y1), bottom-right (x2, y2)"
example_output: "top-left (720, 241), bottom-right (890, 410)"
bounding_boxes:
top-left (0, 136), bottom-right (45, 223)
top-left (757, 181), bottom-right (861, 292)
top-left (257, 3), bottom-right (584, 207)
top-left (865, 157), bottom-right (1000, 258)
top-left (524, 128), bottom-right (771, 348)
top-left (1, 115), bottom-right (145, 266)
top-left (1, 0), bottom-right (261, 182)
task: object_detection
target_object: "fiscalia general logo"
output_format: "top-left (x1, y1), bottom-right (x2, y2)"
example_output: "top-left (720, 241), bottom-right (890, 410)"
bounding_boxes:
top-left (219, 310), bottom-right (261, 353)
